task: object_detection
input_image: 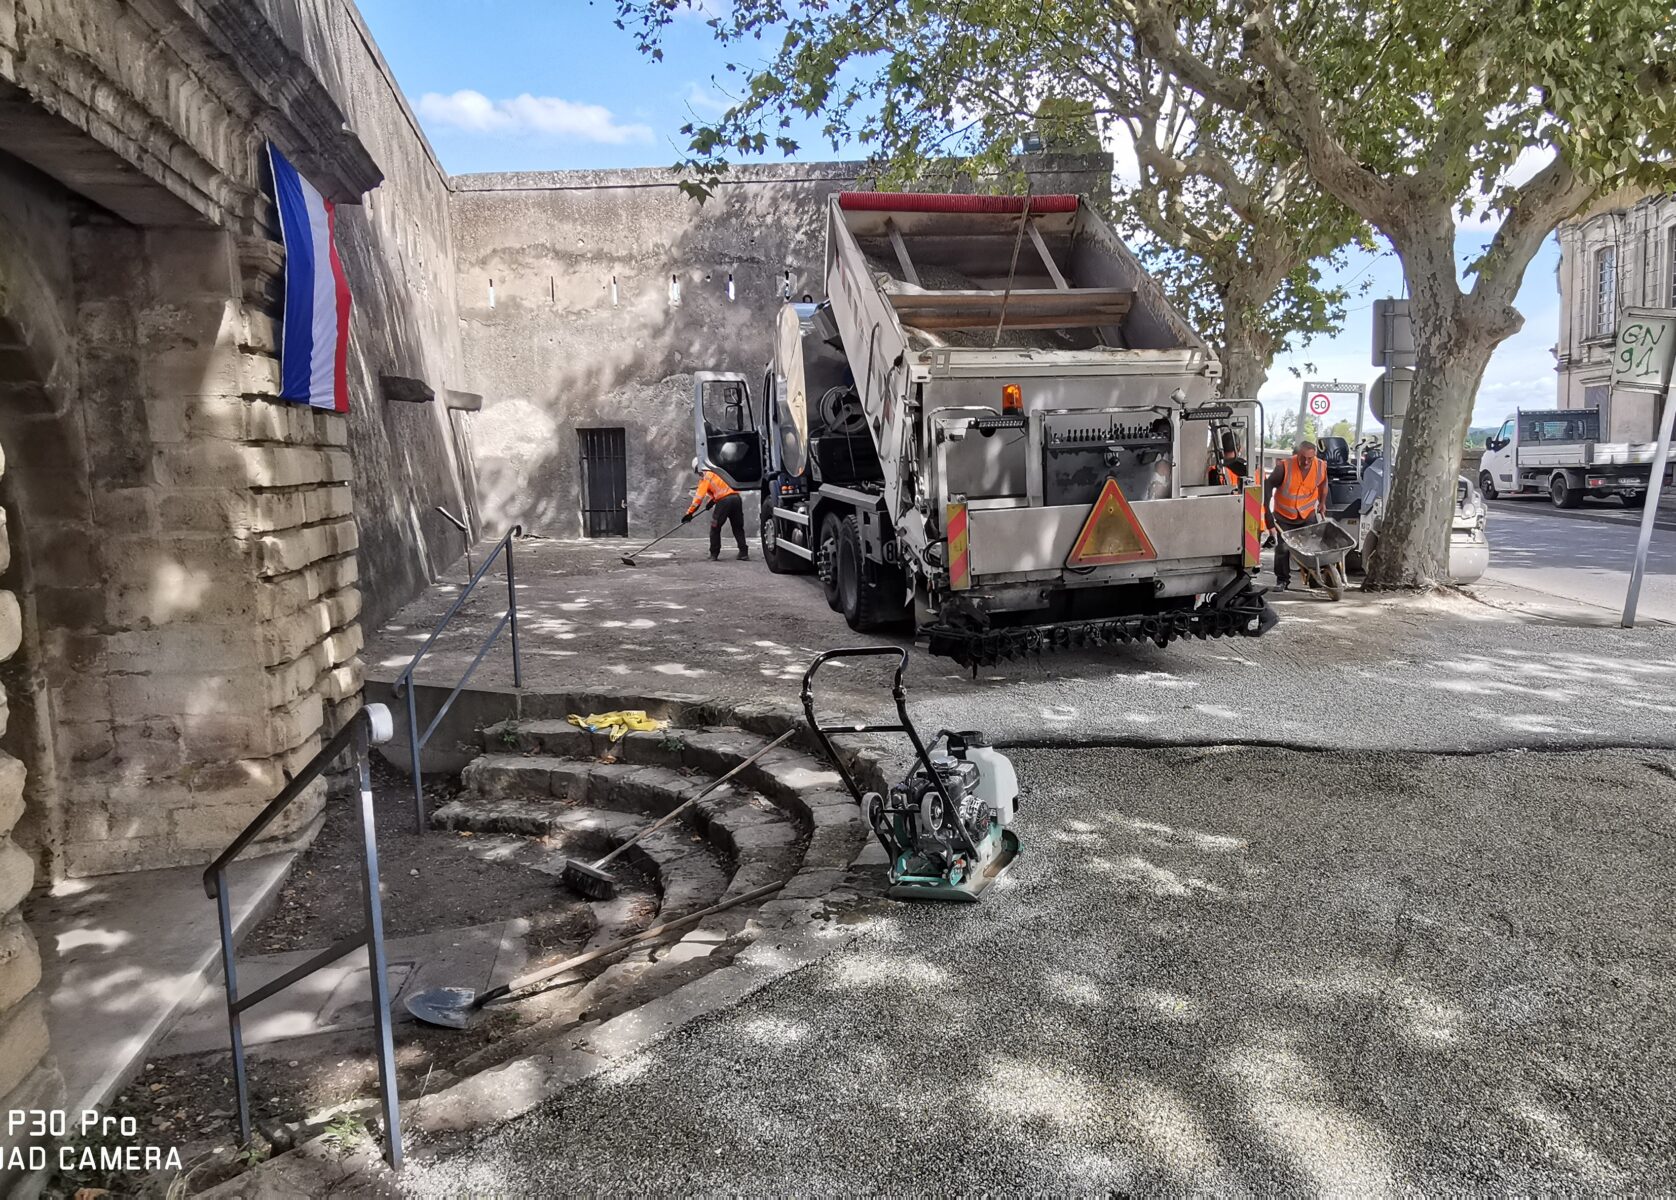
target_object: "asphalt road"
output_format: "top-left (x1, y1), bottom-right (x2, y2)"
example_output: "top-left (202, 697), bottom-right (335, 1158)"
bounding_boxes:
top-left (409, 744), bottom-right (1676, 1193)
top-left (1480, 497), bottom-right (1676, 623)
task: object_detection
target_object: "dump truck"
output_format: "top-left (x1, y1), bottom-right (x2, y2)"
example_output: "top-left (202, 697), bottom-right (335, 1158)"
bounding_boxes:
top-left (1478, 408), bottom-right (1672, 508)
top-left (693, 192), bottom-right (1276, 667)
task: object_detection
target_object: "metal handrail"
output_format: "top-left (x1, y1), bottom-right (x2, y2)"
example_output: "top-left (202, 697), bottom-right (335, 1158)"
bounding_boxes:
top-left (203, 703), bottom-right (402, 1168)
top-left (390, 525), bottom-right (523, 832)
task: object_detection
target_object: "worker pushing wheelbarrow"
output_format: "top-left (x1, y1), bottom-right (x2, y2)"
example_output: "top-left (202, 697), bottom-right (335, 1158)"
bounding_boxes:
top-left (1265, 439), bottom-right (1355, 601)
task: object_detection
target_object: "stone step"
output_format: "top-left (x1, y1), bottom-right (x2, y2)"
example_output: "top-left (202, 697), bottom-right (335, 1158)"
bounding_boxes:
top-left (483, 720), bottom-right (864, 834)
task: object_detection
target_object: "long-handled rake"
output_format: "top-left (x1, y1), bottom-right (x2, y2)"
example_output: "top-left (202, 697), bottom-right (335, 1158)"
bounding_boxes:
top-left (560, 728), bottom-right (797, 899)
top-left (404, 881), bottom-right (784, 1029)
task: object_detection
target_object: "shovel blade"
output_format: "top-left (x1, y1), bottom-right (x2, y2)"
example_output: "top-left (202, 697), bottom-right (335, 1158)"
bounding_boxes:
top-left (404, 986), bottom-right (478, 1030)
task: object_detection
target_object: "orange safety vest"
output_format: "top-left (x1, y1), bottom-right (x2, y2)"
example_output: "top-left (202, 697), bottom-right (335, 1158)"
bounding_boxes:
top-left (687, 470), bottom-right (738, 515)
top-left (1273, 455), bottom-right (1326, 521)
top-left (1217, 463), bottom-right (1266, 532)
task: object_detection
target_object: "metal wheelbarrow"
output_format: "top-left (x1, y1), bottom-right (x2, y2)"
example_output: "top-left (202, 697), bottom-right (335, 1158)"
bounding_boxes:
top-left (1275, 519), bottom-right (1357, 600)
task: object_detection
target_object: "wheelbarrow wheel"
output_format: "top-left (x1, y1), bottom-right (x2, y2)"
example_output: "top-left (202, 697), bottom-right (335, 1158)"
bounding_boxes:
top-left (1321, 562), bottom-right (1345, 601)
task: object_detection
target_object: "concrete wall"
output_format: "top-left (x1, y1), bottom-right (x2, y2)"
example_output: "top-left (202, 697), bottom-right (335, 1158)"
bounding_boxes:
top-left (450, 156), bottom-right (1114, 538)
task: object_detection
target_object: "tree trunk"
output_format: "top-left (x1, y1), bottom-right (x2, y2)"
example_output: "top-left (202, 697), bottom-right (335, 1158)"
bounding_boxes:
top-left (1216, 293), bottom-right (1274, 402)
top-left (1364, 236), bottom-right (1504, 589)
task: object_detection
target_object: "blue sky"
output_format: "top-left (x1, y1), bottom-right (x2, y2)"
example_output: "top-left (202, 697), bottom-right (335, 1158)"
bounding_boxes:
top-left (357, 0), bottom-right (1564, 429)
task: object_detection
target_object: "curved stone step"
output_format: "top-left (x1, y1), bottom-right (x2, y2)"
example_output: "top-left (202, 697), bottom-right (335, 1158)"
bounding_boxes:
top-left (482, 721), bottom-right (868, 860)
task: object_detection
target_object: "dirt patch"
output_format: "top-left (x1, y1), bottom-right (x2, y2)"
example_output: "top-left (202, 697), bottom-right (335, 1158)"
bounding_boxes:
top-left (248, 758), bottom-right (596, 961)
top-left (42, 762), bottom-right (675, 1195)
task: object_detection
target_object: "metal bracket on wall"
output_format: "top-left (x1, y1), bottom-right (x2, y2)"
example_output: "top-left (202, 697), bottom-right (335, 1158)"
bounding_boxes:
top-left (435, 505), bottom-right (471, 574)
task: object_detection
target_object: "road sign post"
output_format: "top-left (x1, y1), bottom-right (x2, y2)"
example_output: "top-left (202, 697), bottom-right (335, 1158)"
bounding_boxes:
top-left (1618, 307), bottom-right (1676, 627)
top-left (1372, 300), bottom-right (1413, 503)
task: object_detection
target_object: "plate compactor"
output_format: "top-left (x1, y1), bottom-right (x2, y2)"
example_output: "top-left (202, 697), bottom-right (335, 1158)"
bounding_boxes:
top-left (802, 647), bottom-right (1020, 902)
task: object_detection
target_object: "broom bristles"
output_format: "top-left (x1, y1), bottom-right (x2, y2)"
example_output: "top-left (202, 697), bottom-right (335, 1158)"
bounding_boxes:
top-left (562, 858), bottom-right (618, 899)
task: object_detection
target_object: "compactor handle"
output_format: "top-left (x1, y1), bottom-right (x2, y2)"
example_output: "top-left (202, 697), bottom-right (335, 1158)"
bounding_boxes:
top-left (799, 645), bottom-right (910, 719)
top-left (798, 646), bottom-right (973, 855)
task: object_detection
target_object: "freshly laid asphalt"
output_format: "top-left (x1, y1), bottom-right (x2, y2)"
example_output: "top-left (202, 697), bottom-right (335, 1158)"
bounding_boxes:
top-left (409, 744), bottom-right (1676, 1192)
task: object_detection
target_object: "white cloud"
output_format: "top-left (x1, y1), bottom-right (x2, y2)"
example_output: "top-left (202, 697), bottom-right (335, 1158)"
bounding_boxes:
top-left (417, 90), bottom-right (653, 145)
top-left (1457, 145), bottom-right (1557, 231)
top-left (681, 82), bottom-right (731, 118)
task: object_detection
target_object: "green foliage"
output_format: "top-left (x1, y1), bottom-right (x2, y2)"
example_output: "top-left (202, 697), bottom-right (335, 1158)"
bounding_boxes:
top-left (321, 1115), bottom-right (367, 1152)
top-left (1033, 97), bottom-right (1101, 153)
top-left (612, 0), bottom-right (1373, 394)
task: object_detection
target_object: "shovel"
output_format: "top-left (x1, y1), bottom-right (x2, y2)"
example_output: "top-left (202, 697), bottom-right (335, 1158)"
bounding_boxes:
top-left (620, 504), bottom-right (708, 566)
top-left (403, 881), bottom-right (784, 1029)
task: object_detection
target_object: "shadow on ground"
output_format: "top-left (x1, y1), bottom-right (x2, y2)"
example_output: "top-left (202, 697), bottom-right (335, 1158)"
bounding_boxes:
top-left (408, 744), bottom-right (1676, 1193)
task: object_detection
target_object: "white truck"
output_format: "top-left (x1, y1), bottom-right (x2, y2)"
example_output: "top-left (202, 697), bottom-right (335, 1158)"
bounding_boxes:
top-left (693, 192), bottom-right (1275, 668)
top-left (1479, 408), bottom-right (1671, 508)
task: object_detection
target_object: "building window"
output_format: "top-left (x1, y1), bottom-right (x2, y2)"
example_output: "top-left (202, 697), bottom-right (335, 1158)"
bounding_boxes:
top-left (1668, 227), bottom-right (1676, 308)
top-left (1594, 245), bottom-right (1617, 337)
top-left (1639, 231), bottom-right (1652, 305)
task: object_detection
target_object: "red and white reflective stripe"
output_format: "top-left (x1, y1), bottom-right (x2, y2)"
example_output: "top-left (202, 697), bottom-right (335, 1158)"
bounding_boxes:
top-left (837, 192), bottom-right (1079, 215)
top-left (1243, 486), bottom-right (1262, 568)
top-left (947, 504), bottom-right (971, 591)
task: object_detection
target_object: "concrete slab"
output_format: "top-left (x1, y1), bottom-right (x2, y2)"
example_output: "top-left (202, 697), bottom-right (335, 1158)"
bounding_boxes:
top-left (155, 922), bottom-right (529, 1056)
top-left (29, 852), bottom-right (294, 1115)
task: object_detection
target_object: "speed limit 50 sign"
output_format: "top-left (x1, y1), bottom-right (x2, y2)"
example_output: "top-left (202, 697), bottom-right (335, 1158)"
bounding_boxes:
top-left (1298, 381), bottom-right (1364, 425)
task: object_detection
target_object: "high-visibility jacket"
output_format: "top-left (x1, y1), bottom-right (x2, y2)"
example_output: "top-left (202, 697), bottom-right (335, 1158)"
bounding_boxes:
top-left (686, 470), bottom-right (737, 516)
top-left (1272, 455), bottom-right (1326, 521)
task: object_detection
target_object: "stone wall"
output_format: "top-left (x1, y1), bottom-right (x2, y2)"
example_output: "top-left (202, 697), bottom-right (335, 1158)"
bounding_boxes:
top-left (0, 153), bottom-right (74, 1150)
top-left (0, 0), bottom-right (476, 879)
top-left (450, 156), bottom-right (1114, 538)
top-left (256, 0), bottom-right (479, 628)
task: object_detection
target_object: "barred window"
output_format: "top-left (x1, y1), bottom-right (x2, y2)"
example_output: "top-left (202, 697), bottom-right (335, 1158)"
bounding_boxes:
top-left (1594, 245), bottom-right (1617, 337)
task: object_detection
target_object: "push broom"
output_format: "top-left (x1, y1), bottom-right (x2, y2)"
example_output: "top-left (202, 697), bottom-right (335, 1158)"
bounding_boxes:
top-left (560, 728), bottom-right (797, 899)
top-left (619, 502), bottom-right (711, 566)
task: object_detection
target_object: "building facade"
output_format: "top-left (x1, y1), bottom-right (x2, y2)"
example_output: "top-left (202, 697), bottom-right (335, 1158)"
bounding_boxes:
top-left (1555, 186), bottom-right (1676, 439)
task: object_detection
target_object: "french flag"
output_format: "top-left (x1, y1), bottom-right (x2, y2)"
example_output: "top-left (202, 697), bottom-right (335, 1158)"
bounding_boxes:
top-left (268, 143), bottom-right (351, 413)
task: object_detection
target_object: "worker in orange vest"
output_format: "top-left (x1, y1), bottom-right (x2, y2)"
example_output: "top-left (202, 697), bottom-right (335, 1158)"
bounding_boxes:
top-left (1209, 445), bottom-right (1265, 533)
top-left (685, 459), bottom-right (749, 561)
top-left (1263, 439), bottom-right (1328, 591)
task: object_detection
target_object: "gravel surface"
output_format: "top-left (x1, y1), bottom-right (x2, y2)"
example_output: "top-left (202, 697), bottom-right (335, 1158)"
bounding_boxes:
top-left (365, 535), bottom-right (1676, 754)
top-left (407, 744), bottom-right (1676, 1193)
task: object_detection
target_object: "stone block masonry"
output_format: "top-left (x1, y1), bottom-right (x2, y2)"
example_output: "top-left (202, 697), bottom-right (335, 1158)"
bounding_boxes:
top-left (0, 0), bottom-right (480, 884)
top-left (32, 223), bottom-right (365, 878)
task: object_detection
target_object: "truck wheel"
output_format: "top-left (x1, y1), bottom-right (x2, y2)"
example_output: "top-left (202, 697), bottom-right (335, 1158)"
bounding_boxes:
top-left (1550, 474), bottom-right (1583, 509)
top-left (1621, 491), bottom-right (1648, 509)
top-left (760, 508), bottom-right (811, 575)
top-left (837, 514), bottom-right (904, 631)
top-left (817, 514), bottom-right (843, 610)
top-left (1478, 470), bottom-right (1498, 501)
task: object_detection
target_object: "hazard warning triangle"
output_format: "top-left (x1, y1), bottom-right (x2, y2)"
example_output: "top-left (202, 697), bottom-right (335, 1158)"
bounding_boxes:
top-left (1066, 478), bottom-right (1157, 566)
